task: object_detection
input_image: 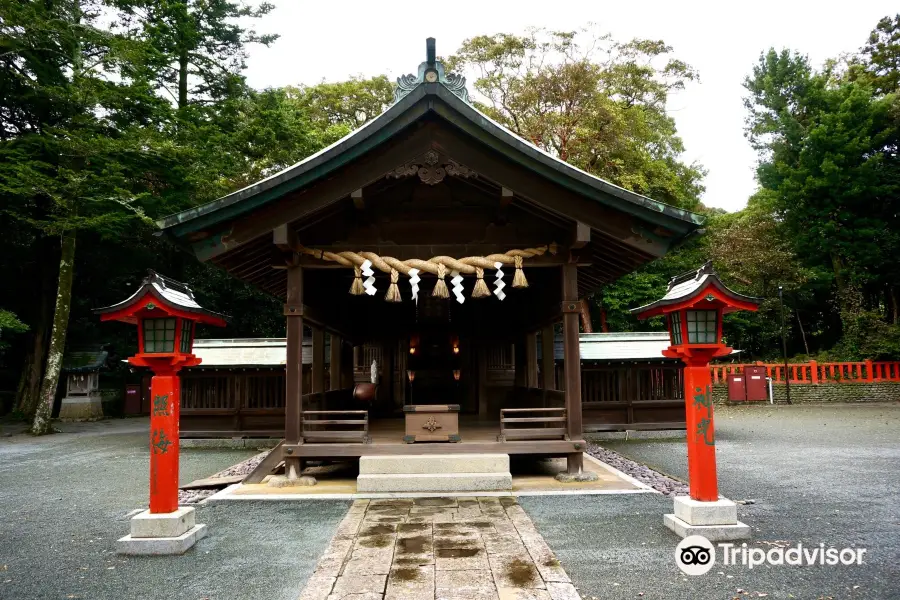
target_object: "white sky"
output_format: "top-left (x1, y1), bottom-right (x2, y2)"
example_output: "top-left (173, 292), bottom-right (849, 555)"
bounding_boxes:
top-left (243, 0), bottom-right (897, 212)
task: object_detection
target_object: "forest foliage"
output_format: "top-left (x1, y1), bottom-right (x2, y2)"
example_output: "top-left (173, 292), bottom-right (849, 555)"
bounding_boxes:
top-left (1, 5), bottom-right (898, 426)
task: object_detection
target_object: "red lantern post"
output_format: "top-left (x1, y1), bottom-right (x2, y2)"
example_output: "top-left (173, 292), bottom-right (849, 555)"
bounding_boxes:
top-left (96, 272), bottom-right (225, 521)
top-left (632, 262), bottom-right (759, 539)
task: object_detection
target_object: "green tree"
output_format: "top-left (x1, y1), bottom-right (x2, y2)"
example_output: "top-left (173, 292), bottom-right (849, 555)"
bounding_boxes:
top-left (113, 0), bottom-right (277, 112)
top-left (0, 0), bottom-right (178, 432)
top-left (744, 42), bottom-right (900, 358)
top-left (448, 27), bottom-right (705, 210)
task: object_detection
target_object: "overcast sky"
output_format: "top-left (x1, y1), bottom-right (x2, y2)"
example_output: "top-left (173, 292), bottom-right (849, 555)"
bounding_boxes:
top-left (243, 1), bottom-right (896, 212)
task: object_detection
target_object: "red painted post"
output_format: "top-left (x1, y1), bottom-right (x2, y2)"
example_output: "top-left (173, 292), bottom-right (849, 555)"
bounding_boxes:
top-left (148, 372), bottom-right (180, 514)
top-left (810, 360), bottom-right (819, 384)
top-left (683, 361), bottom-right (718, 501)
top-left (865, 360), bottom-right (874, 382)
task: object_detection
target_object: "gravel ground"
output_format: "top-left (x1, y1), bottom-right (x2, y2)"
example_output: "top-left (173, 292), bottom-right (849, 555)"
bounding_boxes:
top-left (178, 450), bottom-right (271, 505)
top-left (586, 442), bottom-right (689, 497)
top-left (0, 418), bottom-right (347, 600)
top-left (522, 403), bottom-right (900, 600)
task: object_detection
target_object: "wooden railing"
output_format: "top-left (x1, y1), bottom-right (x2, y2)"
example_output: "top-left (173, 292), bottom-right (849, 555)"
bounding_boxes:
top-left (498, 407), bottom-right (566, 441)
top-left (711, 361), bottom-right (900, 384)
top-left (302, 410), bottom-right (369, 443)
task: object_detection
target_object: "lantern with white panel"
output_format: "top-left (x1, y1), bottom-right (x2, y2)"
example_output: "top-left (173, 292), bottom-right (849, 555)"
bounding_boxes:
top-left (631, 261), bottom-right (759, 541)
top-left (95, 271), bottom-right (226, 554)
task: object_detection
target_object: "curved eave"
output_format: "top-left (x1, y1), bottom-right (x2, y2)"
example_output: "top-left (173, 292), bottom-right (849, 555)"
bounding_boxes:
top-left (630, 278), bottom-right (761, 318)
top-left (94, 285), bottom-right (228, 324)
top-left (158, 81), bottom-right (703, 244)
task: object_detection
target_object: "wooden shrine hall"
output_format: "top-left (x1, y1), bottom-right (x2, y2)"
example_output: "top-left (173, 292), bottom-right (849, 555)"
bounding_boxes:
top-left (157, 39), bottom-right (703, 477)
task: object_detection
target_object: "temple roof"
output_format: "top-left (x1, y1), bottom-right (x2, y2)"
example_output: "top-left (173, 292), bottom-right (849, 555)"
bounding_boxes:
top-left (630, 261), bottom-right (761, 316)
top-left (157, 40), bottom-right (703, 244)
top-left (94, 270), bottom-right (227, 322)
top-left (62, 349), bottom-right (109, 373)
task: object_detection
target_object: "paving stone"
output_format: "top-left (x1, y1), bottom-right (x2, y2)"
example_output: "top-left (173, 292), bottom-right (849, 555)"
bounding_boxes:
top-left (481, 532), bottom-right (528, 556)
top-left (413, 497), bottom-right (458, 507)
top-left (298, 574), bottom-right (337, 600)
top-left (331, 574), bottom-right (387, 596)
top-left (327, 592), bottom-right (384, 600)
top-left (521, 535), bottom-right (569, 584)
top-left (435, 569), bottom-right (499, 600)
top-left (385, 564), bottom-right (434, 600)
top-left (314, 538), bottom-right (354, 578)
top-left (435, 545), bottom-right (491, 571)
top-left (489, 554), bottom-right (545, 589)
top-left (545, 582), bottom-right (581, 600)
top-left (497, 588), bottom-right (553, 600)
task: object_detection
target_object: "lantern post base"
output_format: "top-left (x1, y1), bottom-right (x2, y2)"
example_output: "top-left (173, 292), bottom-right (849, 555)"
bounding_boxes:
top-left (116, 507), bottom-right (207, 555)
top-left (664, 496), bottom-right (751, 541)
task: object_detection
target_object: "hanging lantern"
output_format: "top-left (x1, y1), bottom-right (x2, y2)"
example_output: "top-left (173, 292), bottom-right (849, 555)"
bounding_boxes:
top-left (453, 369), bottom-right (461, 381)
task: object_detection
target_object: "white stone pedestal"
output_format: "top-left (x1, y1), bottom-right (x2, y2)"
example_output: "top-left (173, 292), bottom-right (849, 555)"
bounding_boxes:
top-left (58, 394), bottom-right (104, 420)
top-left (664, 496), bottom-right (751, 541)
top-left (117, 507), bottom-right (207, 555)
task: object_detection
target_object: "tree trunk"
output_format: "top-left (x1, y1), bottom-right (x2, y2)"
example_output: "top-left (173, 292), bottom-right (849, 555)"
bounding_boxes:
top-left (892, 287), bottom-right (899, 326)
top-left (178, 50), bottom-right (189, 110)
top-left (13, 236), bottom-right (57, 418)
top-left (796, 311), bottom-right (810, 356)
top-left (31, 232), bottom-right (76, 435)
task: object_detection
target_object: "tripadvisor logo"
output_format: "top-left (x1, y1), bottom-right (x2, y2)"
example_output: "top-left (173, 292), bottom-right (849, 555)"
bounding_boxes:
top-left (676, 535), bottom-right (716, 576)
top-left (675, 535), bottom-right (867, 576)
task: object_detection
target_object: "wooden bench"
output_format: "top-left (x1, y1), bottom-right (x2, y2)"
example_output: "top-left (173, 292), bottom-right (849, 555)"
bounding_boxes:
top-left (498, 407), bottom-right (567, 441)
top-left (302, 410), bottom-right (369, 443)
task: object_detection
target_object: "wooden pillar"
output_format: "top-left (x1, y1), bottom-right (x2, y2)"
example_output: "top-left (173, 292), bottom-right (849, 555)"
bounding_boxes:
top-left (525, 332), bottom-right (538, 388)
top-left (398, 338), bottom-right (408, 408)
top-left (478, 346), bottom-right (488, 417)
top-left (329, 334), bottom-right (342, 391)
top-left (284, 264), bottom-right (304, 479)
top-left (382, 341), bottom-right (395, 411)
top-left (562, 264), bottom-right (583, 473)
top-left (513, 338), bottom-right (527, 388)
top-left (541, 325), bottom-right (555, 390)
top-left (312, 328), bottom-right (325, 394)
top-left (341, 344), bottom-right (354, 389)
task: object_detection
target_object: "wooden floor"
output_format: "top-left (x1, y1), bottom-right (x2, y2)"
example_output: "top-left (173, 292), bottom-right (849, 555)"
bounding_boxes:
top-left (290, 417), bottom-right (584, 459)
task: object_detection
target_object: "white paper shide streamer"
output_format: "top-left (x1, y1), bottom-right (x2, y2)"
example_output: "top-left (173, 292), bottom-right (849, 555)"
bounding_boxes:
top-left (451, 270), bottom-right (465, 304)
top-left (408, 268), bottom-right (420, 302)
top-left (361, 259), bottom-right (377, 296)
top-left (493, 261), bottom-right (506, 301)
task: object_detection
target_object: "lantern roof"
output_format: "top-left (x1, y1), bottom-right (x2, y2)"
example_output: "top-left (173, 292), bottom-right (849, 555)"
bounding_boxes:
top-left (94, 270), bottom-right (227, 326)
top-left (630, 261), bottom-right (760, 318)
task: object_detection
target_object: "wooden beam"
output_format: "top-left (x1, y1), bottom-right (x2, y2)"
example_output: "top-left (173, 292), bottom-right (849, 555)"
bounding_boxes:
top-left (430, 120), bottom-right (668, 257)
top-left (292, 244), bottom-right (582, 268)
top-left (571, 221), bottom-right (591, 249)
top-left (284, 264), bottom-right (304, 478)
top-left (329, 334), bottom-right (342, 391)
top-left (273, 224), bottom-right (297, 253)
top-left (541, 325), bottom-right (555, 390)
top-left (525, 332), bottom-right (538, 388)
top-left (215, 120), bottom-right (436, 254)
top-left (351, 188), bottom-right (364, 210)
top-left (561, 263), bottom-right (583, 472)
top-left (312, 328), bottom-right (326, 394)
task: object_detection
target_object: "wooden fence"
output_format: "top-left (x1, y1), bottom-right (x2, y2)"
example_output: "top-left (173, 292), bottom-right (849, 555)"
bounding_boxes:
top-left (711, 361), bottom-right (900, 384)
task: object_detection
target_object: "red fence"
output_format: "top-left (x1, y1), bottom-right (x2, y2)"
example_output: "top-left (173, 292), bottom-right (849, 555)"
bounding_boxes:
top-left (711, 361), bottom-right (900, 384)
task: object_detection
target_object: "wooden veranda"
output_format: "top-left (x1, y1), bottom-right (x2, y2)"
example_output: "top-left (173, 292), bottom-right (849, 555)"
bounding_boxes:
top-left (157, 40), bottom-right (702, 476)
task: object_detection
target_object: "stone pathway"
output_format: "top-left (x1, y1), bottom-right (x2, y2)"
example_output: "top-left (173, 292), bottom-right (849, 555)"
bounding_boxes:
top-left (298, 497), bottom-right (581, 600)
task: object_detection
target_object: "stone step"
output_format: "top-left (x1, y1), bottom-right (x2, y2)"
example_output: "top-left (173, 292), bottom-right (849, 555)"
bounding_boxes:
top-left (356, 472), bottom-right (513, 493)
top-left (359, 453), bottom-right (509, 475)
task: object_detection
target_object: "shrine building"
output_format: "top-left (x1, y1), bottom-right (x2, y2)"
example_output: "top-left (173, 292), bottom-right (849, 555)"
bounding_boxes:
top-left (156, 39), bottom-right (703, 480)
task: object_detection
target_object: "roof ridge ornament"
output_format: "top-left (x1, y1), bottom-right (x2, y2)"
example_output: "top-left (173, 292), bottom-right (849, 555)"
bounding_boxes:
top-left (394, 37), bottom-right (471, 104)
